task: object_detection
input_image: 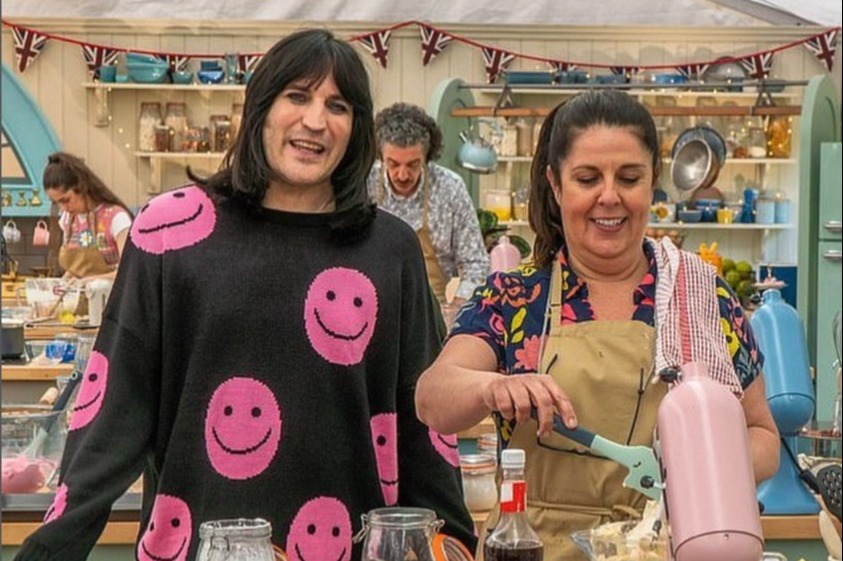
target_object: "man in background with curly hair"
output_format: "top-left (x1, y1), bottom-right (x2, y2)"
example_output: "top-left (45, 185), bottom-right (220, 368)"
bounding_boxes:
top-left (368, 102), bottom-right (488, 314)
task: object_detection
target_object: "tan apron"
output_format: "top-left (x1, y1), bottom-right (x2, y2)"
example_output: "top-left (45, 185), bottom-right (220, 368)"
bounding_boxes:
top-left (479, 259), bottom-right (668, 561)
top-left (378, 169), bottom-right (448, 302)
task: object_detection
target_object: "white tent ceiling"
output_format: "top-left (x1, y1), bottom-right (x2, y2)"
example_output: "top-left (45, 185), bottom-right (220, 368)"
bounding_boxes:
top-left (3, 0), bottom-right (840, 27)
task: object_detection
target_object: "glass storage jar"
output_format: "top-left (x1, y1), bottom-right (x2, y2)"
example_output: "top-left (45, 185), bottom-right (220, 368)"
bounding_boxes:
top-left (484, 189), bottom-right (512, 222)
top-left (516, 118), bottom-right (534, 156)
top-left (210, 115), bottom-right (232, 153)
top-left (164, 102), bottom-right (188, 152)
top-left (195, 518), bottom-right (275, 561)
top-left (137, 102), bottom-right (163, 152)
top-left (357, 507), bottom-right (443, 561)
top-left (459, 454), bottom-right (498, 512)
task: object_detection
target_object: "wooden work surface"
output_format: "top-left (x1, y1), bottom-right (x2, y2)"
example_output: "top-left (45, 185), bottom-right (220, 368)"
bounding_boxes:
top-left (1, 514), bottom-right (825, 546)
top-left (469, 511), bottom-right (825, 540)
top-left (1, 521), bottom-right (139, 546)
top-left (0, 362), bottom-right (73, 381)
top-left (24, 323), bottom-right (98, 340)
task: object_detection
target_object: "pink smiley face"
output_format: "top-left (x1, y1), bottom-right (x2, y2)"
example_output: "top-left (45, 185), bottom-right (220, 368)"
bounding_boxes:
top-left (429, 428), bottom-right (460, 467)
top-left (130, 186), bottom-right (216, 254)
top-left (44, 483), bottom-right (68, 524)
top-left (69, 350), bottom-right (109, 431)
top-left (370, 413), bottom-right (398, 505)
top-left (137, 494), bottom-right (192, 561)
top-left (287, 497), bottom-right (351, 561)
top-left (204, 377), bottom-right (282, 480)
top-left (304, 268), bottom-right (378, 366)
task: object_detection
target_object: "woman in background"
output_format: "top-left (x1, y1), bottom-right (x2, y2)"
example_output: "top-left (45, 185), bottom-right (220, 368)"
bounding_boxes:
top-left (43, 152), bottom-right (133, 284)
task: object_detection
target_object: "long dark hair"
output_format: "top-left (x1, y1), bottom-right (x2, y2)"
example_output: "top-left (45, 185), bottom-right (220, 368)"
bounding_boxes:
top-left (193, 28), bottom-right (377, 239)
top-left (528, 90), bottom-right (660, 268)
top-left (42, 152), bottom-right (132, 216)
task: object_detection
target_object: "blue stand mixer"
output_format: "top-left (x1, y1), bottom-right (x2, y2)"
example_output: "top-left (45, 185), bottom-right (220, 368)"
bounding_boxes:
top-left (750, 288), bottom-right (820, 514)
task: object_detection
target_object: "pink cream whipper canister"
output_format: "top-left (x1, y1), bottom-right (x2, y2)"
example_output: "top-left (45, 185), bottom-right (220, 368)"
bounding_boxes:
top-left (489, 236), bottom-right (521, 273)
top-left (656, 362), bottom-right (763, 561)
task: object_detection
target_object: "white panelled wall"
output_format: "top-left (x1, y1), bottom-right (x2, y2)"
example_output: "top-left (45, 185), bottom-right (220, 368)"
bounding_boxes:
top-left (2, 20), bottom-right (839, 265)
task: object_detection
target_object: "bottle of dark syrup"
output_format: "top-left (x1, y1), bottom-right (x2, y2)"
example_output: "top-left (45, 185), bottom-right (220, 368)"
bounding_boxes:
top-left (484, 448), bottom-right (544, 561)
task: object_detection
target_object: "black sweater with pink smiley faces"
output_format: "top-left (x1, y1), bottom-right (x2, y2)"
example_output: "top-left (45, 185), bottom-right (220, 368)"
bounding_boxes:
top-left (15, 186), bottom-right (476, 561)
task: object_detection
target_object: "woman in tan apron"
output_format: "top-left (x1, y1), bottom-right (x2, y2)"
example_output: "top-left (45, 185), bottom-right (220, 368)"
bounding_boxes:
top-left (415, 91), bottom-right (779, 561)
top-left (43, 152), bottom-right (132, 283)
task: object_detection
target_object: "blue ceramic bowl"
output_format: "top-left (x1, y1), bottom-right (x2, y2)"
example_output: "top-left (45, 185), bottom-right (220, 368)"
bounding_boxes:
top-left (594, 74), bottom-right (628, 85)
top-left (172, 71), bottom-right (193, 85)
top-left (558, 70), bottom-right (589, 84)
top-left (126, 52), bottom-right (164, 65)
top-left (126, 62), bottom-right (168, 84)
top-left (654, 73), bottom-right (687, 85)
top-left (677, 209), bottom-right (703, 223)
top-left (200, 60), bottom-right (222, 71)
top-left (503, 70), bottom-right (556, 85)
top-left (197, 69), bottom-right (224, 84)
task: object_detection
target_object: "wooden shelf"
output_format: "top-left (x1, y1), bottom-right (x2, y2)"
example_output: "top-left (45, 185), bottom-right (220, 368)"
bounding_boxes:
top-left (452, 105), bottom-right (801, 118)
top-left (2, 521), bottom-right (140, 546)
top-left (84, 82), bottom-right (243, 92)
top-left (467, 512), bottom-right (825, 540)
top-left (648, 222), bottom-right (792, 230)
top-left (469, 84), bottom-right (803, 99)
top-left (500, 156), bottom-right (796, 165)
top-left (1, 363), bottom-right (73, 382)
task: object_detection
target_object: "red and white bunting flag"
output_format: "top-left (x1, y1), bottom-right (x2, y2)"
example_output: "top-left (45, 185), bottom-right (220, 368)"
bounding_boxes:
top-left (357, 30), bottom-right (392, 69)
top-left (165, 54), bottom-right (191, 72)
top-left (547, 61), bottom-right (577, 73)
top-left (804, 30), bottom-right (839, 72)
top-left (238, 54), bottom-right (263, 74)
top-left (11, 27), bottom-right (50, 73)
top-left (738, 52), bottom-right (774, 79)
top-left (610, 65), bottom-right (639, 78)
top-left (675, 63), bottom-right (710, 80)
top-left (482, 47), bottom-right (515, 84)
top-left (81, 44), bottom-right (120, 78)
top-left (418, 24), bottom-right (453, 66)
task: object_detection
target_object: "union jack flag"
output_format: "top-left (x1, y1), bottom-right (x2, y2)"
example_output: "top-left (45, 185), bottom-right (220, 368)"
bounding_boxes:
top-left (675, 63), bottom-right (710, 81)
top-left (165, 54), bottom-right (191, 72)
top-left (482, 47), bottom-right (515, 84)
top-left (738, 51), bottom-right (774, 80)
top-left (12, 27), bottom-right (50, 73)
top-left (81, 44), bottom-right (120, 78)
top-left (418, 24), bottom-right (453, 66)
top-left (610, 66), bottom-right (639, 79)
top-left (357, 30), bottom-right (392, 69)
top-left (238, 54), bottom-right (263, 74)
top-left (804, 30), bottom-right (839, 72)
top-left (547, 60), bottom-right (577, 73)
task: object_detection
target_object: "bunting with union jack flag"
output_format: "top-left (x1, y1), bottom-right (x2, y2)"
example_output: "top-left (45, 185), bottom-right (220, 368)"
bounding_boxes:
top-left (238, 54), bottom-right (263, 74)
top-left (610, 65), bottom-right (639, 80)
top-left (80, 44), bottom-right (120, 78)
top-left (547, 60), bottom-right (577, 73)
top-left (482, 47), bottom-right (515, 84)
top-left (11, 26), bottom-right (49, 73)
top-left (803, 30), bottom-right (838, 72)
top-left (675, 63), bottom-right (710, 81)
top-left (356, 30), bottom-right (392, 69)
top-left (738, 51), bottom-right (774, 80)
top-left (418, 24), bottom-right (454, 66)
top-left (165, 54), bottom-right (191, 72)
